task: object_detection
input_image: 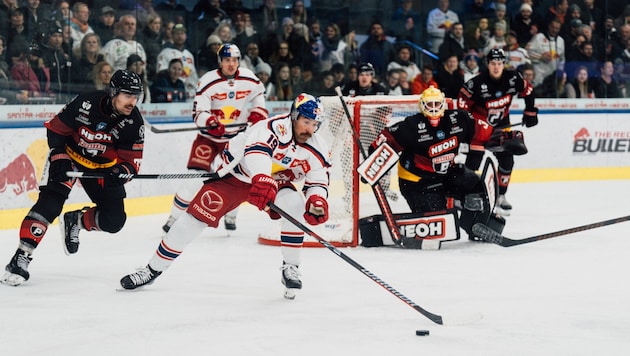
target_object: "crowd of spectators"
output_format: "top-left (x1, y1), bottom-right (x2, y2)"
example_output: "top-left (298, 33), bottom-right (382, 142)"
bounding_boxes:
top-left (0, 0), bottom-right (629, 105)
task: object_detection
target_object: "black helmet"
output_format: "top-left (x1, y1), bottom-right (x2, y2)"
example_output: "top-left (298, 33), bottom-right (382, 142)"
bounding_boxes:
top-left (358, 62), bottom-right (375, 76)
top-left (109, 69), bottom-right (143, 97)
top-left (486, 48), bottom-right (506, 64)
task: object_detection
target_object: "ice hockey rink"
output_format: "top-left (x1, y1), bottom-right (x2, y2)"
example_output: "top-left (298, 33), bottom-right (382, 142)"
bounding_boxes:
top-left (1, 179), bottom-right (629, 356)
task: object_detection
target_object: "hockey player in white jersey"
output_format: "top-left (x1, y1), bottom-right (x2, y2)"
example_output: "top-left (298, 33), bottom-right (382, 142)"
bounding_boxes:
top-left (161, 43), bottom-right (268, 234)
top-left (121, 94), bottom-right (332, 299)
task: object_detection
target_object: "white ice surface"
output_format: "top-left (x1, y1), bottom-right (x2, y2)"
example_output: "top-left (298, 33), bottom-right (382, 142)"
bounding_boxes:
top-left (1, 180), bottom-right (629, 355)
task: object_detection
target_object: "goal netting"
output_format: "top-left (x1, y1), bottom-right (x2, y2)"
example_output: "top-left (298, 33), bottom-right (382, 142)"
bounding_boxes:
top-left (257, 95), bottom-right (424, 247)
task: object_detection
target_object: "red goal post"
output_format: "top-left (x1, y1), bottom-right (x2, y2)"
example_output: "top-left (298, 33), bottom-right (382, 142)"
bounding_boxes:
top-left (258, 95), bottom-right (452, 247)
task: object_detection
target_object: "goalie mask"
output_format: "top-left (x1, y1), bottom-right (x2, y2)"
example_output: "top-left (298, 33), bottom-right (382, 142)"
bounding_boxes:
top-left (291, 93), bottom-right (323, 122)
top-left (418, 86), bottom-right (446, 127)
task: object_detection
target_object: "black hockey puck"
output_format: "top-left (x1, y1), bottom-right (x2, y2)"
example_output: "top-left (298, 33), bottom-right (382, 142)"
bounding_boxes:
top-left (415, 330), bottom-right (430, 336)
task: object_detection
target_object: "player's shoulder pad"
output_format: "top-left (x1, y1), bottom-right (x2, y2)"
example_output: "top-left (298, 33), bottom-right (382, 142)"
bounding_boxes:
top-left (302, 132), bottom-right (332, 165)
top-left (236, 67), bottom-right (261, 82)
top-left (268, 114), bottom-right (293, 144)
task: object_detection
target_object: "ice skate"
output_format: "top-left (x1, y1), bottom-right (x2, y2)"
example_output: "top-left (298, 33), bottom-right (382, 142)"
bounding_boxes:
top-left (494, 195), bottom-right (512, 217)
top-left (280, 262), bottom-right (302, 300)
top-left (119, 265), bottom-right (162, 290)
top-left (60, 207), bottom-right (88, 255)
top-left (1, 249), bottom-right (33, 286)
top-left (223, 215), bottom-right (237, 231)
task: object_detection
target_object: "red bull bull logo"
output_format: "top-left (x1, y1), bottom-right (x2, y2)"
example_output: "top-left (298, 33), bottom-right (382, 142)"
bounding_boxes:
top-left (0, 153), bottom-right (38, 195)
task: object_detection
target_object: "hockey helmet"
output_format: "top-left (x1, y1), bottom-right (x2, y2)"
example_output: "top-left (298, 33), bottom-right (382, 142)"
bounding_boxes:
top-left (487, 48), bottom-right (506, 64)
top-left (418, 86), bottom-right (446, 127)
top-left (217, 43), bottom-right (241, 61)
top-left (291, 93), bottom-right (324, 123)
top-left (358, 62), bottom-right (375, 76)
top-left (109, 69), bottom-right (143, 97)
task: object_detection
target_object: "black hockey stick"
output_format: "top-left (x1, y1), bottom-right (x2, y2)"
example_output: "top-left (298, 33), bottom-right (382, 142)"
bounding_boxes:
top-left (472, 215), bottom-right (630, 247)
top-left (149, 122), bottom-right (248, 133)
top-left (268, 202), bottom-right (482, 326)
top-left (66, 171), bottom-right (220, 180)
top-left (334, 87), bottom-right (402, 245)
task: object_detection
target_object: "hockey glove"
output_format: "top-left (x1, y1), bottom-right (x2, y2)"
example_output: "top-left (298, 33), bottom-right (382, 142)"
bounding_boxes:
top-left (522, 108), bottom-right (539, 127)
top-left (105, 162), bottom-right (135, 187)
top-left (247, 174), bottom-right (278, 211)
top-left (204, 115), bottom-right (225, 137)
top-left (48, 148), bottom-right (73, 183)
top-left (303, 195), bottom-right (329, 225)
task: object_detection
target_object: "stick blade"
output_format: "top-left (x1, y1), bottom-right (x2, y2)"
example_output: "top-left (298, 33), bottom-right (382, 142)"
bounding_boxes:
top-left (472, 223), bottom-right (505, 245)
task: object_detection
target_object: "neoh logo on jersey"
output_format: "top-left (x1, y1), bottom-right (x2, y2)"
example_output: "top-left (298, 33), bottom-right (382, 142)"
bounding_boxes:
top-left (398, 217), bottom-right (446, 239)
top-left (80, 127), bottom-right (112, 142)
top-left (429, 137), bottom-right (458, 157)
top-left (486, 95), bottom-right (511, 108)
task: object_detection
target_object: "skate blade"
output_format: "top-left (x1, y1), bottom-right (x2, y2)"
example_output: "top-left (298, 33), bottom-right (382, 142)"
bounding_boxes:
top-left (283, 288), bottom-right (296, 300)
top-left (0, 272), bottom-right (26, 286)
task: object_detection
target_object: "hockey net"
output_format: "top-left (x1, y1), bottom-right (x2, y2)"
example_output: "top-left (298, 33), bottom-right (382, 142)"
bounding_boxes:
top-left (257, 95), bottom-right (424, 247)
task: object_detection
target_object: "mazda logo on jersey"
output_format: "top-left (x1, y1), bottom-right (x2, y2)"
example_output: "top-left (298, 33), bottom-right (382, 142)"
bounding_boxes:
top-left (200, 190), bottom-right (224, 213)
top-left (397, 217), bottom-right (446, 239)
top-left (194, 144), bottom-right (212, 160)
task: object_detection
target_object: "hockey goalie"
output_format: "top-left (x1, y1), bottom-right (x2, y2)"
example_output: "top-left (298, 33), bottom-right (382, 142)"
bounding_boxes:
top-left (358, 86), bottom-right (505, 249)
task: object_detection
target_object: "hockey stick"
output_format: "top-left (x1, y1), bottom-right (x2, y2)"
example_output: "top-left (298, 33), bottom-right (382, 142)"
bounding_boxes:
top-left (268, 202), bottom-right (482, 326)
top-left (66, 171), bottom-right (220, 180)
top-left (334, 87), bottom-right (403, 245)
top-left (149, 122), bottom-right (248, 134)
top-left (472, 215), bottom-right (630, 247)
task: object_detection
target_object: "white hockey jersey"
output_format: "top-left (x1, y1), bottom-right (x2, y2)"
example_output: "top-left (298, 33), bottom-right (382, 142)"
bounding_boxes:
top-left (194, 67), bottom-right (267, 143)
top-left (156, 46), bottom-right (198, 100)
top-left (101, 39), bottom-right (147, 72)
top-left (222, 114), bottom-right (332, 199)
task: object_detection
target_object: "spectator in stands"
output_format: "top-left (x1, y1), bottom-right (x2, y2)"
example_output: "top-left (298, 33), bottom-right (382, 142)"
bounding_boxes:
top-left (10, 41), bottom-right (50, 99)
top-left (0, 0), bottom-right (18, 44)
top-left (312, 22), bottom-right (346, 75)
top-left (489, 3), bottom-right (509, 31)
top-left (566, 41), bottom-right (598, 81)
top-left (50, 0), bottom-right (71, 25)
top-left (101, 15), bottom-right (147, 71)
top-left (542, 0), bottom-right (569, 31)
top-left (434, 54), bottom-right (463, 99)
top-left (0, 35), bottom-right (8, 74)
top-left (438, 21), bottom-right (467, 61)
top-left (565, 65), bottom-right (595, 98)
top-left (390, 0), bottom-right (421, 43)
top-left (461, 49), bottom-right (480, 82)
top-left (613, 5), bottom-right (630, 32)
top-left (138, 14), bottom-right (162, 81)
top-left (156, 24), bottom-right (197, 100)
top-left (581, 0), bottom-right (605, 35)
top-left (240, 42), bottom-right (267, 72)
top-left (126, 53), bottom-right (150, 103)
top-left (398, 69), bottom-right (411, 94)
top-left (151, 57), bottom-right (186, 102)
top-left (161, 19), bottom-right (175, 47)
top-left (504, 30), bottom-right (530, 71)
top-left (196, 34), bottom-right (221, 75)
top-left (0, 34), bottom-right (17, 104)
top-left (593, 60), bottom-right (623, 98)
top-left (212, 22), bottom-right (235, 45)
top-left (24, 0), bottom-right (50, 40)
top-left (342, 29), bottom-right (360, 70)
top-left (41, 25), bottom-right (71, 100)
top-left (268, 40), bottom-right (293, 68)
top-left (464, 19), bottom-right (487, 55)
top-left (330, 62), bottom-right (345, 88)
top-left (359, 21), bottom-right (396, 78)
top-left (93, 6), bottom-right (116, 46)
top-left (69, 2), bottom-right (94, 50)
top-left (411, 63), bottom-right (438, 94)
top-left (155, 0), bottom-right (188, 26)
top-left (519, 62), bottom-right (536, 85)
top-left (537, 69), bottom-right (567, 98)
top-left (482, 22), bottom-right (507, 57)
top-left (312, 70), bottom-right (335, 96)
top-left (387, 44), bottom-right (420, 82)
top-left (274, 61), bottom-right (298, 101)
top-left (511, 2), bottom-right (539, 47)
top-left (610, 24), bottom-right (630, 61)
top-left (289, 62), bottom-right (304, 94)
top-left (232, 11), bottom-right (261, 54)
top-left (254, 61), bottom-right (275, 100)
top-left (7, 8), bottom-right (29, 58)
top-left (307, 17), bottom-right (322, 44)
top-left (278, 17), bottom-right (309, 69)
top-left (251, 0), bottom-right (278, 60)
top-left (91, 60), bottom-right (112, 91)
top-left (561, 4), bottom-right (583, 40)
top-left (382, 68), bottom-right (402, 96)
top-left (71, 33), bottom-right (104, 94)
top-left (426, 0), bottom-right (460, 53)
top-left (289, 0), bottom-right (309, 26)
top-left (528, 18), bottom-right (565, 88)
top-left (346, 63), bottom-right (358, 84)
top-left (133, 0), bottom-right (158, 29)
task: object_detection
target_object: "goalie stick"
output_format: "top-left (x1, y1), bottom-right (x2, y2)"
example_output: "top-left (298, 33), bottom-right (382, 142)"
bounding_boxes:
top-left (268, 202), bottom-right (482, 326)
top-left (472, 215), bottom-right (630, 247)
top-left (334, 86), bottom-right (403, 245)
top-left (148, 122), bottom-right (248, 133)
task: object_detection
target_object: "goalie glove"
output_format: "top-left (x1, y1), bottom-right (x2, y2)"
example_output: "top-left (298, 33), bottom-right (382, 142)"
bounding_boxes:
top-left (247, 174), bottom-right (278, 211)
top-left (303, 195), bottom-right (329, 225)
top-left (522, 108), bottom-right (539, 127)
